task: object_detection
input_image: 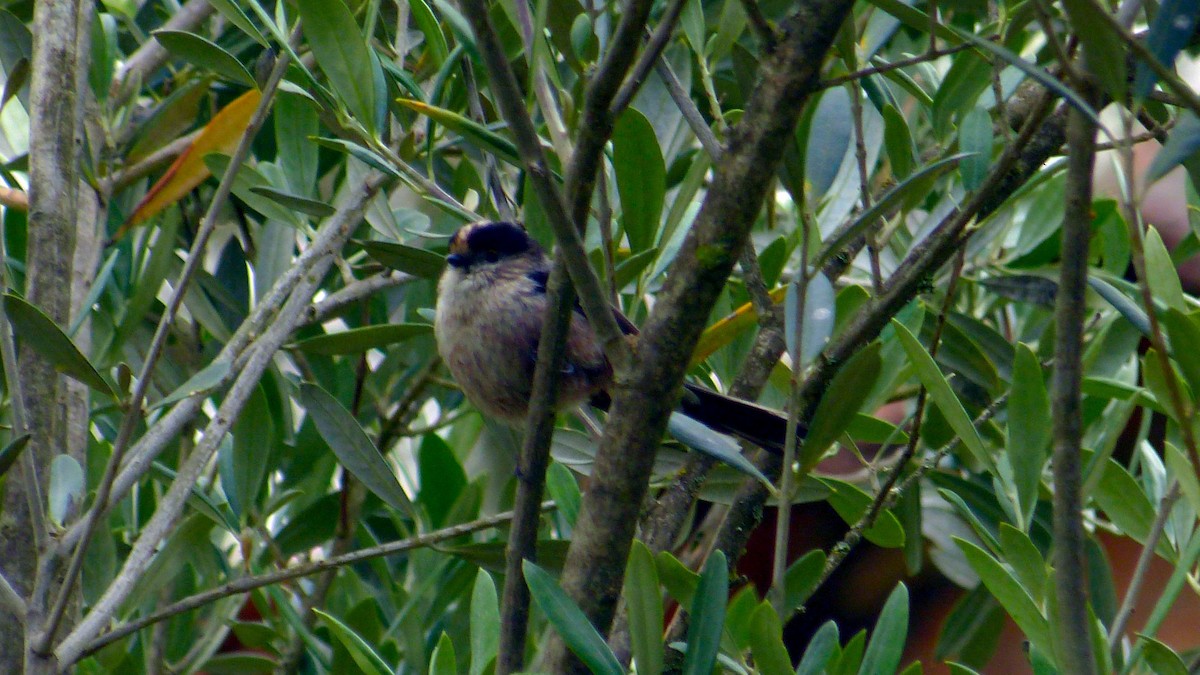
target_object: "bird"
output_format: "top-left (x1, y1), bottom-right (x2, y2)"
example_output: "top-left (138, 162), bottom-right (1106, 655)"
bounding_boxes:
top-left (433, 220), bottom-right (800, 454)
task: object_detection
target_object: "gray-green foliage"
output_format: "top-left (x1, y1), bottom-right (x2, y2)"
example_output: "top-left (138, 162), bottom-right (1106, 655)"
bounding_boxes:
top-left (2, 0), bottom-right (1200, 672)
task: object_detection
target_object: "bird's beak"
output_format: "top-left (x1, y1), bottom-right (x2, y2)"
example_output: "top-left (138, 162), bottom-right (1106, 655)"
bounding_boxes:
top-left (446, 253), bottom-right (468, 269)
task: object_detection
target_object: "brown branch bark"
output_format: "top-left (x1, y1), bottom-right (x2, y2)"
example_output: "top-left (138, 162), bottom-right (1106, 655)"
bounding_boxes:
top-left (540, 1), bottom-right (855, 671)
top-left (1052, 88), bottom-right (1101, 675)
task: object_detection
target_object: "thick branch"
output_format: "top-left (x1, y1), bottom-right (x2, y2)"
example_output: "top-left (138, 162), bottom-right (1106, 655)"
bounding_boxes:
top-left (542, 2), bottom-right (854, 670)
top-left (1051, 90), bottom-right (1100, 675)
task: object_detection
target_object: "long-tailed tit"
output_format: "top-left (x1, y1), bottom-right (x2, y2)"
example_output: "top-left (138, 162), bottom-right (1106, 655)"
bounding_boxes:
top-left (434, 220), bottom-right (799, 453)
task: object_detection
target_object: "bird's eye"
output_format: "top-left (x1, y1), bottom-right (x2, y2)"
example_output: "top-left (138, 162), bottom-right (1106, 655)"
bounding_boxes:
top-left (484, 250), bottom-right (500, 263)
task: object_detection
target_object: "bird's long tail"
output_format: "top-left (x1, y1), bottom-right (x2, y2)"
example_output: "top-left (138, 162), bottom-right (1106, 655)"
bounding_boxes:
top-left (590, 383), bottom-right (802, 455)
top-left (678, 383), bottom-right (801, 455)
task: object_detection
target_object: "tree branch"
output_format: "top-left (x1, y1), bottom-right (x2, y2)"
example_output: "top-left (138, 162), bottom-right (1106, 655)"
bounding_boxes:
top-left (1051, 84), bottom-right (1101, 675)
top-left (53, 170), bottom-right (388, 667)
top-left (77, 504), bottom-right (553, 659)
top-left (35, 43), bottom-right (295, 655)
top-left (0, 567), bottom-right (26, 624)
top-left (543, 2), bottom-right (854, 670)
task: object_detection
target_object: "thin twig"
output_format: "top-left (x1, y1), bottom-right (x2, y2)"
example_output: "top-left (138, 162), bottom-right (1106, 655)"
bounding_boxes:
top-left (610, 0), bottom-right (689, 117)
top-left (0, 568), bottom-right (27, 622)
top-left (1108, 483), bottom-right (1181, 647)
top-left (740, 0), bottom-right (778, 49)
top-left (819, 42), bottom-right (979, 90)
top-left (305, 273), bottom-right (412, 325)
top-left (1051, 78), bottom-right (1101, 675)
top-left (78, 503), bottom-right (555, 658)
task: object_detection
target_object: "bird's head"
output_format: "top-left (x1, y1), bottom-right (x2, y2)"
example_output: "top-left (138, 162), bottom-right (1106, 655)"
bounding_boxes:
top-left (445, 220), bottom-right (542, 274)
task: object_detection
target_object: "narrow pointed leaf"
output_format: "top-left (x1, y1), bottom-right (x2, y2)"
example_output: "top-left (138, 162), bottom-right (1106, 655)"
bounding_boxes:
top-left (152, 30), bottom-right (255, 86)
top-left (4, 294), bottom-right (115, 398)
top-left (296, 0), bottom-right (379, 134)
top-left (625, 541), bottom-right (665, 675)
top-left (124, 90), bottom-right (261, 230)
top-left (523, 560), bottom-right (623, 675)
top-left (892, 319), bottom-right (991, 470)
top-left (470, 571), bottom-right (499, 675)
top-left (859, 583), bottom-right (909, 675)
top-left (360, 240), bottom-right (447, 278)
top-left (683, 551), bottom-right (728, 675)
top-left (314, 609), bottom-right (392, 675)
top-left (299, 382), bottom-right (416, 520)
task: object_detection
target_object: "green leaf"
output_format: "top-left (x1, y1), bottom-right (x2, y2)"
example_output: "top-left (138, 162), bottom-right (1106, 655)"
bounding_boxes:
top-left (893, 319), bottom-right (992, 471)
top-left (444, 540), bottom-right (571, 575)
top-left (1061, 0), bottom-right (1127, 101)
top-left (997, 523), bottom-right (1046, 602)
top-left (1144, 228), bottom-right (1186, 311)
top-left (683, 551), bottom-right (727, 675)
top-left (1094, 455), bottom-right (1158, 548)
top-left (0, 434), bottom-right (29, 478)
top-left (1162, 309), bottom-right (1200, 394)
top-left (846, 413), bottom-right (910, 444)
top-left (748, 602), bottom-right (792, 675)
top-left (469, 571), bottom-right (499, 675)
top-left (958, 107), bottom-right (991, 191)
top-left (932, 51), bottom-right (991, 137)
top-left (205, 0), bottom-right (268, 46)
top-left (612, 108), bottom-right (666, 253)
top-left (822, 478), bottom-right (905, 548)
top-left (221, 383), bottom-right (274, 522)
top-left (859, 583), bottom-right (908, 675)
top-left (314, 609), bottom-right (393, 675)
top-left (882, 104), bottom-right (914, 178)
top-left (151, 360), bottom-right (232, 410)
top-left (299, 382), bottom-right (416, 520)
top-left (1148, 113), bottom-right (1200, 185)
top-left (296, 0), bottom-right (380, 134)
top-left (523, 561), bottom-right (623, 675)
top-left (1165, 442), bottom-right (1200, 515)
top-left (545, 460), bottom-right (581, 530)
top-left (397, 98), bottom-right (522, 167)
top-left (1088, 275), bottom-right (1152, 337)
top-left (951, 27), bottom-right (1102, 126)
top-left (248, 186), bottom-right (335, 217)
top-left (360, 240), bottom-right (447, 278)
top-left (812, 154), bottom-right (969, 270)
top-left (418, 433), bottom-right (466, 527)
top-left (955, 538), bottom-right (1053, 657)
top-left (48, 454), bottom-right (84, 526)
top-left (4, 294), bottom-right (115, 398)
top-left (625, 541), bottom-right (664, 675)
top-left (409, 0), bottom-right (449, 65)
top-left (1007, 344), bottom-right (1050, 528)
top-left (311, 137), bottom-right (402, 179)
top-left (803, 342), bottom-right (882, 468)
top-left (795, 621), bottom-right (840, 675)
top-left (784, 548), bottom-right (827, 609)
top-left (293, 324), bottom-right (433, 355)
top-left (152, 30), bottom-right (255, 87)
top-left (1140, 635), bottom-right (1188, 675)
top-left (430, 632), bottom-right (457, 675)
top-left (656, 551), bottom-right (701, 607)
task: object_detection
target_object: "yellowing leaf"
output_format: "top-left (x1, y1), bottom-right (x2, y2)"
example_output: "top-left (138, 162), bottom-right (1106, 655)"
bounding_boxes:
top-left (690, 286), bottom-right (787, 366)
top-left (122, 89), bottom-right (261, 233)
